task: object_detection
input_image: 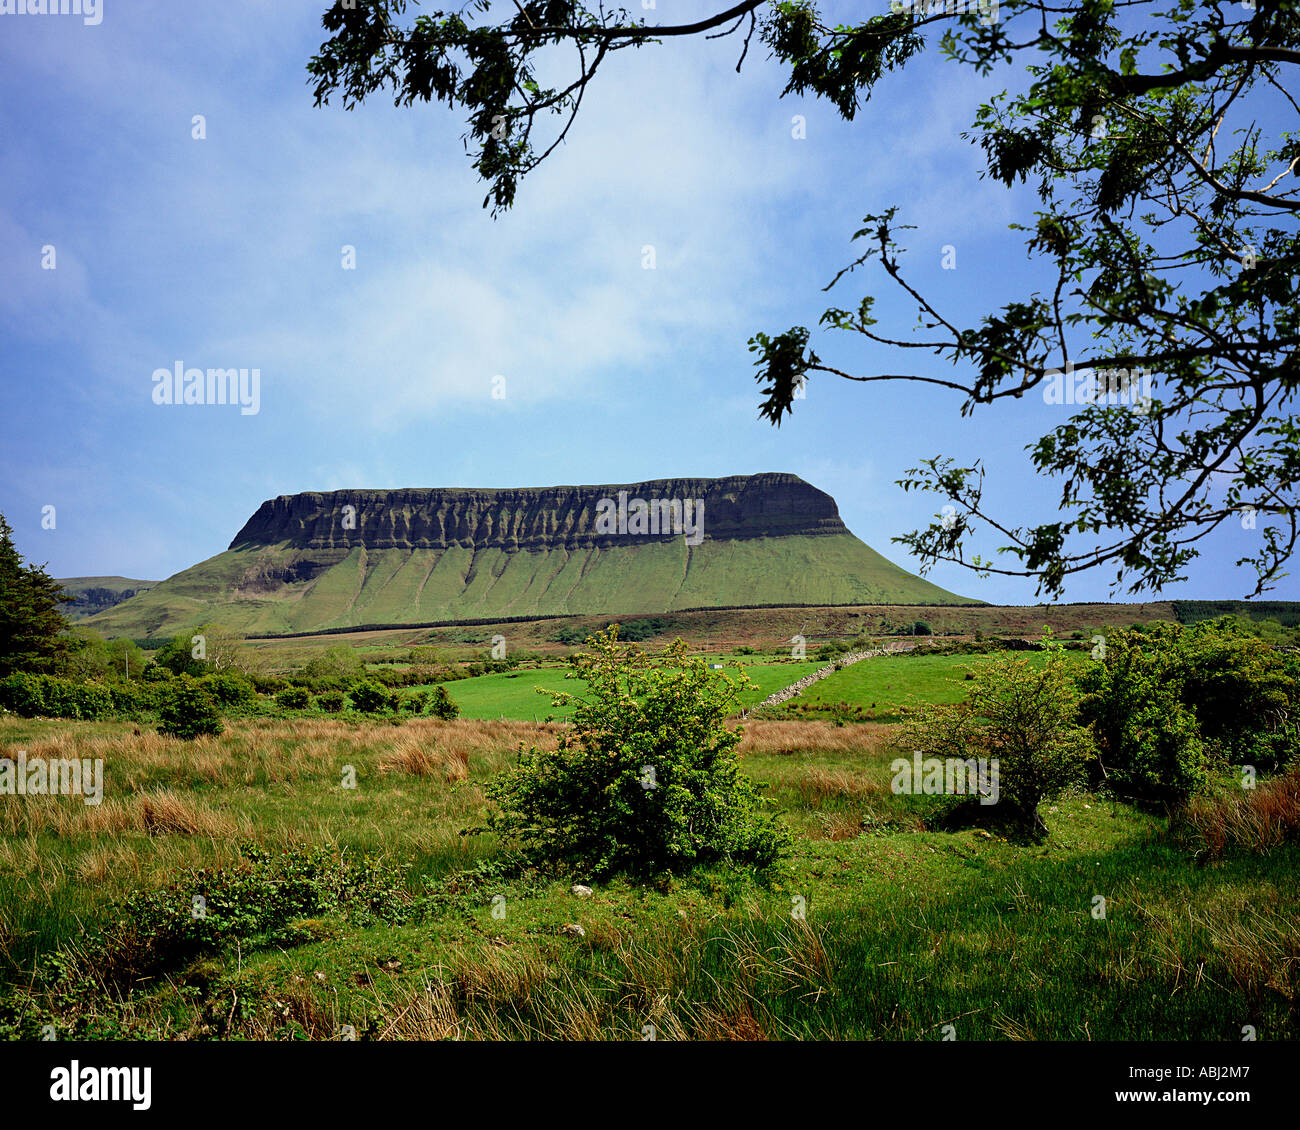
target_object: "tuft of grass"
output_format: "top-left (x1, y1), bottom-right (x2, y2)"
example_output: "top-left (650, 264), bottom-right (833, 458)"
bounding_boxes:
top-left (379, 735), bottom-right (469, 782)
top-left (1175, 768), bottom-right (1300, 859)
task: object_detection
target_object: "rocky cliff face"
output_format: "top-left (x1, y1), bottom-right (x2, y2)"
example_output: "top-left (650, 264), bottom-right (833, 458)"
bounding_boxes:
top-left (229, 473), bottom-right (847, 551)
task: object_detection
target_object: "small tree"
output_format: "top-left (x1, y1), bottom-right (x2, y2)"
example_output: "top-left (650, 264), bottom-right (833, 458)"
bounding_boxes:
top-left (898, 642), bottom-right (1092, 838)
top-left (65, 632), bottom-right (148, 684)
top-left (0, 512), bottom-right (71, 677)
top-left (202, 672), bottom-right (257, 711)
top-left (486, 628), bottom-right (787, 877)
top-left (350, 681), bottom-right (396, 713)
top-left (316, 689), bottom-right (346, 713)
top-left (402, 690), bottom-right (430, 714)
top-left (1077, 623), bottom-right (1212, 804)
top-left (302, 644), bottom-right (364, 685)
top-left (158, 676), bottom-right (224, 740)
top-left (153, 633), bottom-right (208, 678)
top-left (427, 684), bottom-right (460, 720)
top-left (274, 686), bottom-right (311, 711)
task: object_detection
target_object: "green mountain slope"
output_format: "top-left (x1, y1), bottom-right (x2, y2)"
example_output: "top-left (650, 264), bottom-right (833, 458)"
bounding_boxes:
top-left (56, 576), bottom-right (160, 619)
top-left (85, 475), bottom-right (977, 637)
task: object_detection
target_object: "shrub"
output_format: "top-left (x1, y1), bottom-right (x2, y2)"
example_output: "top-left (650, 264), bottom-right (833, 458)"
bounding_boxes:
top-left (402, 690), bottom-right (430, 714)
top-left (201, 672), bottom-right (257, 712)
top-left (274, 686), bottom-right (311, 711)
top-left (44, 678), bottom-right (113, 720)
top-left (0, 674), bottom-right (113, 720)
top-left (0, 672), bottom-right (46, 716)
top-left (1243, 725), bottom-right (1300, 775)
top-left (426, 684), bottom-right (460, 720)
top-left (486, 628), bottom-right (787, 877)
top-left (107, 682), bottom-right (159, 717)
top-left (610, 617), bottom-right (670, 643)
top-left (302, 645), bottom-right (364, 684)
top-left (350, 681), bottom-right (396, 714)
top-left (551, 624), bottom-right (594, 646)
top-left (897, 642), bottom-right (1093, 838)
top-left (158, 676), bottom-right (224, 739)
top-left (14, 844), bottom-right (418, 1009)
top-left (912, 621), bottom-right (932, 636)
top-left (316, 690), bottom-right (345, 713)
top-left (1178, 622), bottom-right (1298, 762)
top-left (1078, 623), bottom-right (1214, 804)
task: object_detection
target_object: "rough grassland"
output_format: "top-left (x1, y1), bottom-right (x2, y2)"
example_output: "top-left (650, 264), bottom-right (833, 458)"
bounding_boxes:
top-left (1, 714), bottom-right (1295, 1041)
top-left (85, 534), bottom-right (976, 638)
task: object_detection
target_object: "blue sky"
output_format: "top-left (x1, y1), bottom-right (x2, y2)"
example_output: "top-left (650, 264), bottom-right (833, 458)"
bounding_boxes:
top-left (0, 0), bottom-right (1290, 605)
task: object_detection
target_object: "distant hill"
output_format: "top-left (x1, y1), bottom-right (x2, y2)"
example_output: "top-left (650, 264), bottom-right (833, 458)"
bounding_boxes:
top-left (57, 576), bottom-right (160, 619)
top-left (1171, 600), bottom-right (1300, 627)
top-left (84, 474), bottom-right (978, 637)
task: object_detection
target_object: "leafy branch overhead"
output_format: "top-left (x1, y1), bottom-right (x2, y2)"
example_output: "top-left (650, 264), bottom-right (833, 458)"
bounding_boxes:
top-left (310, 0), bottom-right (1300, 597)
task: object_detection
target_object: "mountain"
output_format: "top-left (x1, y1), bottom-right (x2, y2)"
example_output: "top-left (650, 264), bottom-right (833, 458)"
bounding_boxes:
top-left (84, 473), bottom-right (977, 637)
top-left (56, 576), bottom-right (160, 619)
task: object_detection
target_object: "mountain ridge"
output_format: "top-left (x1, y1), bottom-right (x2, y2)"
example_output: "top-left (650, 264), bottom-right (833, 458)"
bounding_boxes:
top-left (84, 474), bottom-right (978, 637)
top-left (229, 473), bottom-right (849, 551)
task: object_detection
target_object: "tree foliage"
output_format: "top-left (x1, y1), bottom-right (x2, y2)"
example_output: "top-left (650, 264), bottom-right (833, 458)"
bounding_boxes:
top-left (897, 640), bottom-right (1093, 837)
top-left (157, 676), bottom-right (225, 740)
top-left (310, 0), bottom-right (1300, 596)
top-left (485, 627), bottom-right (787, 877)
top-left (1078, 617), bottom-right (1300, 797)
top-left (0, 512), bottom-right (71, 678)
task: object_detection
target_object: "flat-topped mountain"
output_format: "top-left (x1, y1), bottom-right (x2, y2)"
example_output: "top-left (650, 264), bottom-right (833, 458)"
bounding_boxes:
top-left (230, 474), bottom-right (848, 550)
top-left (86, 474), bottom-right (976, 637)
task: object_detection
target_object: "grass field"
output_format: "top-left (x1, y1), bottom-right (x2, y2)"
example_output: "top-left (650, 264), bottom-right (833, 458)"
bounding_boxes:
top-left (798, 650), bottom-right (1093, 722)
top-left (420, 658), bottom-right (825, 720)
top-left (0, 712), bottom-right (1295, 1040)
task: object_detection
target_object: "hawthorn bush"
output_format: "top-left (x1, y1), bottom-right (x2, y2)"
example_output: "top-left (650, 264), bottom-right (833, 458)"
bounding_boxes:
top-left (486, 628), bottom-right (787, 878)
top-left (316, 690), bottom-right (346, 713)
top-left (274, 686), bottom-right (311, 711)
top-left (0, 673), bottom-right (113, 720)
top-left (201, 672), bottom-right (258, 712)
top-left (1075, 619), bottom-right (1296, 801)
top-left (426, 684), bottom-right (459, 721)
top-left (350, 681), bottom-right (396, 714)
top-left (897, 641), bottom-right (1092, 838)
top-left (158, 676), bottom-right (223, 740)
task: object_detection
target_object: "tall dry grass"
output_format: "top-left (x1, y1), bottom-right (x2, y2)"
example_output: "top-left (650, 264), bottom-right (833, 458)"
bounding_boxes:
top-left (737, 720), bottom-right (893, 757)
top-left (379, 734), bottom-right (469, 782)
top-left (1178, 768), bottom-right (1300, 859)
top-left (0, 717), bottom-right (569, 793)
